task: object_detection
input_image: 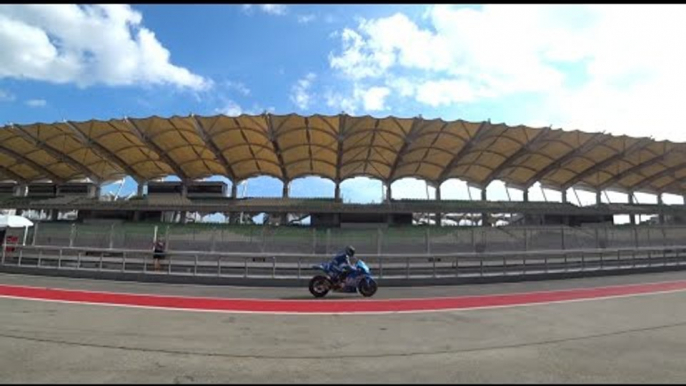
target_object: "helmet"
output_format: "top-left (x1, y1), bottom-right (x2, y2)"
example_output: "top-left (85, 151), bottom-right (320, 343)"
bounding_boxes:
top-left (345, 245), bottom-right (356, 257)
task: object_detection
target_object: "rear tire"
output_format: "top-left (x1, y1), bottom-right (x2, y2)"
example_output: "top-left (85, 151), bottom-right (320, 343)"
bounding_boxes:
top-left (358, 278), bottom-right (378, 297)
top-left (309, 275), bottom-right (332, 298)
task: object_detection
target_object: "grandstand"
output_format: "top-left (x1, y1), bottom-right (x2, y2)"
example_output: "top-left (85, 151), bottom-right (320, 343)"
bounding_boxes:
top-left (0, 113), bottom-right (685, 228)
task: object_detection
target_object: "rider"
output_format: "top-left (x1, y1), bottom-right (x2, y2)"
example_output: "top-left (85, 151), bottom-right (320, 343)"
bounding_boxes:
top-left (331, 245), bottom-right (357, 288)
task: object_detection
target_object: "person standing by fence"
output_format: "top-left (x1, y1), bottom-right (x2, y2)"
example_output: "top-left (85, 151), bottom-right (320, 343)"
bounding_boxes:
top-left (153, 239), bottom-right (166, 271)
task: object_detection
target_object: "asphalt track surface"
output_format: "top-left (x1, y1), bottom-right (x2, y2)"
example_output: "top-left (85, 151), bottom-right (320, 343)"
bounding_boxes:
top-left (1, 271), bottom-right (686, 383)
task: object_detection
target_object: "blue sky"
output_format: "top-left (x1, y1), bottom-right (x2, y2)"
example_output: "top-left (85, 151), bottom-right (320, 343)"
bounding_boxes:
top-left (1, 4), bottom-right (686, 219)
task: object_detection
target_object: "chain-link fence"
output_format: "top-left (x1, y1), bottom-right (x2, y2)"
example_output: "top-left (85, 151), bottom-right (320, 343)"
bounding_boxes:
top-left (17, 222), bottom-right (686, 255)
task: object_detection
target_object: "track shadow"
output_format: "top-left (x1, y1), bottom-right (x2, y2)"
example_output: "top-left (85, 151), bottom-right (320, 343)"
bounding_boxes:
top-left (278, 294), bottom-right (365, 300)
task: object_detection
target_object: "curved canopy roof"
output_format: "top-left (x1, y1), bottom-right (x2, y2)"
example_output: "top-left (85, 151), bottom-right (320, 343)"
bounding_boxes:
top-left (1, 113), bottom-right (685, 194)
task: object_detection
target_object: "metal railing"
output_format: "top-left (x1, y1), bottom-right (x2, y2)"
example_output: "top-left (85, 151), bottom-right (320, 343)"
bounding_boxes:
top-left (2, 241), bottom-right (685, 281)
top-left (23, 221), bottom-right (686, 256)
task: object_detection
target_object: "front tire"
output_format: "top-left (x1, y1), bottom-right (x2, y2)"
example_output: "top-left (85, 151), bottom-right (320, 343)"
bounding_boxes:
top-left (358, 278), bottom-right (378, 297)
top-left (309, 275), bottom-right (332, 298)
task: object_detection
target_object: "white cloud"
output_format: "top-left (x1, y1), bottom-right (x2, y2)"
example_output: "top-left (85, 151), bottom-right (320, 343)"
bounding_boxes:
top-left (215, 100), bottom-right (242, 116)
top-left (325, 83), bottom-right (391, 114)
top-left (225, 80), bottom-right (250, 96)
top-left (25, 98), bottom-right (46, 107)
top-left (0, 89), bottom-right (14, 102)
top-left (290, 73), bottom-right (316, 110)
top-left (325, 90), bottom-right (358, 115)
top-left (327, 5), bottom-right (686, 142)
top-left (297, 14), bottom-right (315, 24)
top-left (243, 4), bottom-right (287, 16)
top-left (0, 5), bottom-right (210, 90)
top-left (362, 86), bottom-right (390, 111)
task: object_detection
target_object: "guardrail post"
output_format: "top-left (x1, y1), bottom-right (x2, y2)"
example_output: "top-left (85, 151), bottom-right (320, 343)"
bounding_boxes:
top-left (471, 228), bottom-right (476, 252)
top-left (406, 257), bottom-right (410, 279)
top-left (58, 249), bottom-right (62, 269)
top-left (1, 240), bottom-right (5, 265)
top-left (523, 254), bottom-right (527, 275)
top-left (595, 228), bottom-right (600, 249)
top-left (17, 246), bottom-right (23, 266)
top-left (561, 226), bottom-right (566, 250)
top-left (379, 255), bottom-right (383, 278)
top-left (169, 254), bottom-right (173, 275)
top-left (455, 256), bottom-right (459, 278)
top-left (216, 256), bottom-right (220, 276)
top-left (77, 251), bottom-right (81, 269)
top-left (648, 250), bottom-right (652, 267)
top-left (617, 249), bottom-right (622, 268)
top-left (272, 256), bottom-right (276, 278)
top-left (244, 257), bottom-right (248, 278)
top-left (99, 252), bottom-right (103, 271)
top-left (433, 255), bottom-right (437, 278)
top-left (544, 254), bottom-right (548, 273)
top-left (143, 253), bottom-right (147, 273)
top-left (600, 252), bottom-right (604, 269)
top-left (69, 223), bottom-right (75, 247)
top-left (633, 227), bottom-right (639, 248)
top-left (122, 252), bottom-right (126, 272)
top-left (37, 249), bottom-right (42, 267)
top-left (297, 257), bottom-right (301, 279)
top-left (108, 224), bottom-right (115, 249)
top-left (480, 256), bottom-right (484, 276)
top-left (32, 222), bottom-right (39, 246)
top-left (581, 252), bottom-right (585, 271)
top-left (378, 228), bottom-right (383, 255)
top-left (210, 228), bottom-right (216, 253)
top-left (503, 255), bottom-right (507, 276)
top-left (194, 254), bottom-right (198, 276)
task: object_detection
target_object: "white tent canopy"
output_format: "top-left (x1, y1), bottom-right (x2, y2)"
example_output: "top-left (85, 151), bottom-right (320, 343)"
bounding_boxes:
top-left (0, 215), bottom-right (34, 229)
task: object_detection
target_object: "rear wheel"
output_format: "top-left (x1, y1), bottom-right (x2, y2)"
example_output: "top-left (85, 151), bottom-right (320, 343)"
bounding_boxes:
top-left (358, 278), bottom-right (378, 297)
top-left (309, 275), bottom-right (332, 298)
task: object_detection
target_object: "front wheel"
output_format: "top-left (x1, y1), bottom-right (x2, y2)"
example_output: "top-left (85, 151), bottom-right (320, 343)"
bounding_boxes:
top-left (309, 275), bottom-right (332, 298)
top-left (358, 278), bottom-right (378, 297)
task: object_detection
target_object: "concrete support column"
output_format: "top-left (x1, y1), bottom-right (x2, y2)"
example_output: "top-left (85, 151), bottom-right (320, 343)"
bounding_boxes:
top-left (281, 181), bottom-right (290, 225)
top-left (334, 182), bottom-right (341, 201)
top-left (657, 193), bottom-right (665, 224)
top-left (51, 210), bottom-right (58, 221)
top-left (385, 183), bottom-right (392, 203)
top-left (181, 184), bottom-right (188, 198)
top-left (434, 183), bottom-right (442, 226)
top-left (231, 182), bottom-right (238, 198)
top-left (137, 181), bottom-right (145, 197)
top-left (523, 188), bottom-right (529, 202)
top-left (596, 191), bottom-right (602, 205)
top-left (180, 211), bottom-right (187, 224)
top-left (561, 189), bottom-right (567, 203)
top-left (629, 192), bottom-right (636, 225)
top-left (480, 188), bottom-right (489, 227)
top-left (13, 185), bottom-right (27, 197)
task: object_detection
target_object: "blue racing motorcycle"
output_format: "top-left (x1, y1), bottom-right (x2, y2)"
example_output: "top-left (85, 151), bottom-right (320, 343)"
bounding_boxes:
top-left (308, 259), bottom-right (378, 298)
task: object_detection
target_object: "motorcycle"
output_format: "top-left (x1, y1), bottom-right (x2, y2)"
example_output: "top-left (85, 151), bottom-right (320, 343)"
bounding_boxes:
top-left (308, 259), bottom-right (378, 298)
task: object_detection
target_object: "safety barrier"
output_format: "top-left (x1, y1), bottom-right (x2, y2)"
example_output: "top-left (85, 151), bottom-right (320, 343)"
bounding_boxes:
top-left (2, 242), bottom-right (686, 282)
